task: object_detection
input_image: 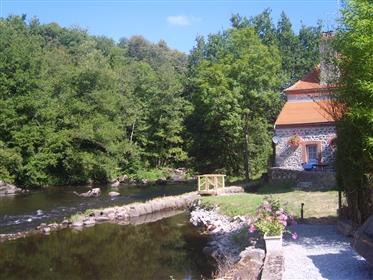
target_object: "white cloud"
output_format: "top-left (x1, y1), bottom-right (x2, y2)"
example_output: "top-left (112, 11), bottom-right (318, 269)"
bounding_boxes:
top-left (167, 15), bottom-right (197, 27)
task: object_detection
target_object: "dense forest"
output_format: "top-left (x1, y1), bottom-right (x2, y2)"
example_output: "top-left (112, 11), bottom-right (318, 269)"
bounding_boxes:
top-left (0, 10), bottom-right (322, 187)
top-left (333, 0), bottom-right (373, 226)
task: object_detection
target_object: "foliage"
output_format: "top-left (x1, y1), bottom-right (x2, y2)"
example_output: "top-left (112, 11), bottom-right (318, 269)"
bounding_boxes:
top-left (333, 0), bottom-right (373, 225)
top-left (249, 196), bottom-right (297, 238)
top-left (0, 16), bottom-right (189, 187)
top-left (230, 9), bottom-right (322, 87)
top-left (188, 27), bottom-right (282, 178)
top-left (0, 10), bottom-right (324, 187)
top-left (188, 10), bottom-right (322, 178)
top-left (132, 168), bottom-right (169, 181)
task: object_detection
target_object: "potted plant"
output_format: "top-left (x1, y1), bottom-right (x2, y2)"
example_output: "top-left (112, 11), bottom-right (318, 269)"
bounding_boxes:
top-left (248, 197), bottom-right (297, 253)
top-left (288, 134), bottom-right (302, 147)
top-left (328, 137), bottom-right (337, 149)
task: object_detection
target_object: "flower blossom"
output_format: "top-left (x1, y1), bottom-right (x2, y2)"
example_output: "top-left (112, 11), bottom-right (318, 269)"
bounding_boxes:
top-left (277, 213), bottom-right (288, 221)
top-left (248, 224), bottom-right (256, 233)
top-left (291, 232), bottom-right (298, 240)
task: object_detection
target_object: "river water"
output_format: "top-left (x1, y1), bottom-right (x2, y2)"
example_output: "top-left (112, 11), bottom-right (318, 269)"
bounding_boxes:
top-left (0, 184), bottom-right (215, 279)
top-left (0, 183), bottom-right (195, 233)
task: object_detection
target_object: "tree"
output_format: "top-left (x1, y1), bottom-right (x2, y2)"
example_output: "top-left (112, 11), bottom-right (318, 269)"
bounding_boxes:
top-left (0, 16), bottom-right (189, 187)
top-left (334, 0), bottom-right (373, 226)
top-left (230, 10), bottom-right (322, 88)
top-left (188, 27), bottom-right (282, 178)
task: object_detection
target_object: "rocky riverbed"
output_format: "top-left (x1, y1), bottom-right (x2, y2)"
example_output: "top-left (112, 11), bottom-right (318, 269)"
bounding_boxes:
top-left (190, 204), bottom-right (265, 279)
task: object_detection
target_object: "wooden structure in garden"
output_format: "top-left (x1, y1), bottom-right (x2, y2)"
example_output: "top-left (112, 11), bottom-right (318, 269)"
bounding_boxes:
top-left (197, 174), bottom-right (226, 195)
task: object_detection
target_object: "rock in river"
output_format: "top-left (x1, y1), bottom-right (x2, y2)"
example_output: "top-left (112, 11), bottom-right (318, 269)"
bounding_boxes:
top-left (0, 181), bottom-right (22, 196)
top-left (74, 188), bottom-right (101, 198)
top-left (108, 191), bottom-right (120, 197)
top-left (110, 180), bottom-right (120, 188)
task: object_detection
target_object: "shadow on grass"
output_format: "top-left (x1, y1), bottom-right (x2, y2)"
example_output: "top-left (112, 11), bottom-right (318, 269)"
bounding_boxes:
top-left (256, 181), bottom-right (294, 194)
top-left (248, 180), bottom-right (339, 195)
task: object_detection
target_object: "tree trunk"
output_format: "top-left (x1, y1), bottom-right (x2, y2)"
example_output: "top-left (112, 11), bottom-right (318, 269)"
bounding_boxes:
top-left (129, 123), bottom-right (135, 143)
top-left (243, 130), bottom-right (249, 181)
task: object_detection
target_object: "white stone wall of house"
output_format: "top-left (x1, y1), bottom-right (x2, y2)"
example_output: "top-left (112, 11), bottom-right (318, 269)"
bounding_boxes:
top-left (275, 126), bottom-right (336, 170)
top-left (287, 93), bottom-right (329, 102)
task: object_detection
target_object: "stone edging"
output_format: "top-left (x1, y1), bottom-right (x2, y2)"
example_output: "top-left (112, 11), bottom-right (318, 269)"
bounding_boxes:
top-left (261, 253), bottom-right (284, 280)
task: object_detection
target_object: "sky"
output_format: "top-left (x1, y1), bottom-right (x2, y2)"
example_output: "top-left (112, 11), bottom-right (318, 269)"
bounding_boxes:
top-left (0, 0), bottom-right (341, 53)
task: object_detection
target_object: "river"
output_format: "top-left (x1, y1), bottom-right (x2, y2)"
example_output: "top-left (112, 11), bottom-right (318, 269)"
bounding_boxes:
top-left (0, 184), bottom-right (215, 279)
top-left (0, 183), bottom-right (195, 233)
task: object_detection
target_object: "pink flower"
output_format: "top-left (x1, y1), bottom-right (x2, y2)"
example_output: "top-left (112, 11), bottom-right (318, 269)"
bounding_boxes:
top-left (277, 213), bottom-right (288, 221)
top-left (281, 220), bottom-right (287, 226)
top-left (248, 224), bottom-right (256, 233)
top-left (291, 232), bottom-right (298, 240)
top-left (276, 208), bottom-right (284, 215)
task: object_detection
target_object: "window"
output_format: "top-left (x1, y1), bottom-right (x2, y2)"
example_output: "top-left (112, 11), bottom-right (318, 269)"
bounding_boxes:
top-left (306, 144), bottom-right (318, 162)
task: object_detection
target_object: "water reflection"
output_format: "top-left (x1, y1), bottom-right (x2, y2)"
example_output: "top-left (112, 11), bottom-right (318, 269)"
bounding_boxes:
top-left (0, 213), bottom-right (214, 280)
top-left (0, 184), bottom-right (195, 233)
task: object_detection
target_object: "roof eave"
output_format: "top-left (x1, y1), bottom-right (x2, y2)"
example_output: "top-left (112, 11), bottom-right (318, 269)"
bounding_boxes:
top-left (275, 121), bottom-right (335, 129)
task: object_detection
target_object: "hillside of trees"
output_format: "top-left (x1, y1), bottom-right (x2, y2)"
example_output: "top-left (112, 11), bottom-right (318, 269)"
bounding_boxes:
top-left (0, 10), bottom-right (322, 187)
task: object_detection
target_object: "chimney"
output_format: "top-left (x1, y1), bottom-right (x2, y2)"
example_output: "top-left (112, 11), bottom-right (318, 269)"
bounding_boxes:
top-left (320, 31), bottom-right (338, 85)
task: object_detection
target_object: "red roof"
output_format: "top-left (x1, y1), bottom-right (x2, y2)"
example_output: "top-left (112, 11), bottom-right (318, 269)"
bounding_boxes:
top-left (275, 100), bottom-right (334, 126)
top-left (284, 65), bottom-right (331, 93)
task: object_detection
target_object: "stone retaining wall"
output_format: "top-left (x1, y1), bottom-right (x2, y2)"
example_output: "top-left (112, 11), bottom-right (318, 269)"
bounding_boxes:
top-left (269, 167), bottom-right (336, 189)
top-left (261, 253), bottom-right (284, 280)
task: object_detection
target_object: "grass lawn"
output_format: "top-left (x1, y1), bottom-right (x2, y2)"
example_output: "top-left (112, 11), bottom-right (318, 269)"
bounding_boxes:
top-left (200, 182), bottom-right (339, 221)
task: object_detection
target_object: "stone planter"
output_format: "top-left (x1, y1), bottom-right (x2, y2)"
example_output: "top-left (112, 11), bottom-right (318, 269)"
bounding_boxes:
top-left (264, 234), bottom-right (283, 253)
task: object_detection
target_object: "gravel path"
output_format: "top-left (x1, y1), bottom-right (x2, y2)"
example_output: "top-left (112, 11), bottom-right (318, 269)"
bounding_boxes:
top-left (283, 224), bottom-right (373, 280)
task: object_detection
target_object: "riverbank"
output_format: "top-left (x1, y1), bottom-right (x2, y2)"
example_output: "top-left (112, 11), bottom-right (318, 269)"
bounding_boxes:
top-left (190, 205), bottom-right (265, 279)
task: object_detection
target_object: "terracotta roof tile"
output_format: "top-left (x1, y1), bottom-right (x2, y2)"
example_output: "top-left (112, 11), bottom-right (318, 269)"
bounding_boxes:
top-left (275, 100), bottom-right (334, 126)
top-left (284, 65), bottom-right (330, 93)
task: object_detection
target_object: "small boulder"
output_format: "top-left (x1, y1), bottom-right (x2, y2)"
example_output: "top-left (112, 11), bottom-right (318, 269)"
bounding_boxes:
top-left (117, 175), bottom-right (128, 183)
top-left (110, 180), bottom-right (120, 188)
top-left (74, 188), bottom-right (101, 198)
top-left (83, 219), bottom-right (95, 226)
top-left (0, 181), bottom-right (23, 196)
top-left (72, 221), bottom-right (84, 228)
top-left (156, 178), bottom-right (168, 185)
top-left (108, 191), bottom-right (120, 197)
top-left (42, 227), bottom-right (51, 234)
top-left (138, 179), bottom-right (148, 185)
top-left (95, 216), bottom-right (110, 222)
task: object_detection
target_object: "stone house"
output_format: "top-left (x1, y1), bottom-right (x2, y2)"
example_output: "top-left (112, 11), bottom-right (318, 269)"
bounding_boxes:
top-left (273, 65), bottom-right (337, 171)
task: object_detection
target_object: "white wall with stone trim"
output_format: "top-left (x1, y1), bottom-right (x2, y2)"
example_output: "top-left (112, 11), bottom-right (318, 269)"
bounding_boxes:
top-left (274, 126), bottom-right (336, 170)
top-left (287, 93), bottom-right (329, 102)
